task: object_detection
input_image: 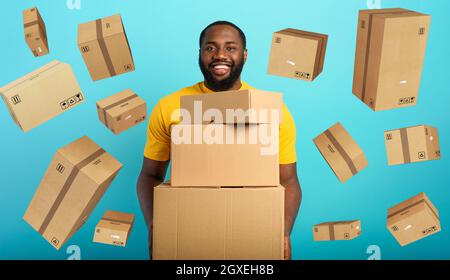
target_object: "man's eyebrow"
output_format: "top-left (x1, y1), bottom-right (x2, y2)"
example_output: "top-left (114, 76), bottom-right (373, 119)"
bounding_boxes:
top-left (203, 41), bottom-right (238, 45)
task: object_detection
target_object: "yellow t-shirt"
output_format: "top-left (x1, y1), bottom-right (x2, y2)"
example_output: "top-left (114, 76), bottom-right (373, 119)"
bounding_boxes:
top-left (144, 81), bottom-right (297, 164)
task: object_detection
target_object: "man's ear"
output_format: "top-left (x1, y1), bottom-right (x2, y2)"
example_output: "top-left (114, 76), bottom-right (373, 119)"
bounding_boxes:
top-left (243, 49), bottom-right (248, 64)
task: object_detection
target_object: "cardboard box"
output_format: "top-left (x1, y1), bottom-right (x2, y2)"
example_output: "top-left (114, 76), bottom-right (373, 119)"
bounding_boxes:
top-left (153, 183), bottom-right (284, 260)
top-left (23, 136), bottom-right (123, 250)
top-left (180, 89), bottom-right (283, 124)
top-left (384, 125), bottom-right (440, 166)
top-left (313, 123), bottom-right (368, 183)
top-left (78, 14), bottom-right (135, 81)
top-left (23, 7), bottom-right (49, 57)
top-left (171, 124), bottom-right (279, 187)
top-left (313, 220), bottom-right (362, 241)
top-left (387, 193), bottom-right (441, 246)
top-left (96, 89), bottom-right (147, 135)
top-left (353, 8), bottom-right (430, 111)
top-left (0, 61), bottom-right (85, 132)
top-left (268, 28), bottom-right (328, 81)
top-left (93, 210), bottom-right (135, 247)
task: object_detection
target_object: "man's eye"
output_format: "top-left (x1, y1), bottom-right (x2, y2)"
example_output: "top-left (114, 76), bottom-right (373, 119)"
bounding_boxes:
top-left (226, 47), bottom-right (236, 52)
top-left (205, 46), bottom-right (215, 52)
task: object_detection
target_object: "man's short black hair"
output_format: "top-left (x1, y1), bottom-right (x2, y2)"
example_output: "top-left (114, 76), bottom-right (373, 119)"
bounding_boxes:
top-left (199, 21), bottom-right (247, 49)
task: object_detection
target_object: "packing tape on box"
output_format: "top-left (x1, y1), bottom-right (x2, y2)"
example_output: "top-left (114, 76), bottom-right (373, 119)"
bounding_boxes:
top-left (102, 94), bottom-right (138, 129)
top-left (38, 148), bottom-right (106, 235)
top-left (96, 19), bottom-right (116, 77)
top-left (388, 199), bottom-right (439, 220)
top-left (102, 217), bottom-right (133, 226)
top-left (328, 224), bottom-right (335, 241)
top-left (24, 20), bottom-right (39, 28)
top-left (400, 128), bottom-right (412, 164)
top-left (324, 130), bottom-right (358, 175)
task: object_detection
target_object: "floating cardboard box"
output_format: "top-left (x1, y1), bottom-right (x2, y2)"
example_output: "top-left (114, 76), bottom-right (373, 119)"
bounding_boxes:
top-left (78, 14), bottom-right (135, 81)
top-left (171, 124), bottom-right (279, 187)
top-left (313, 122), bottom-right (368, 183)
top-left (23, 7), bottom-right (49, 57)
top-left (384, 125), bottom-right (440, 166)
top-left (96, 89), bottom-right (147, 135)
top-left (23, 136), bottom-right (123, 250)
top-left (153, 183), bottom-right (284, 260)
top-left (387, 193), bottom-right (441, 246)
top-left (313, 220), bottom-right (362, 241)
top-left (0, 61), bottom-right (84, 132)
top-left (353, 8), bottom-right (431, 111)
top-left (268, 28), bottom-right (328, 81)
top-left (180, 89), bottom-right (283, 124)
top-left (93, 210), bottom-right (135, 247)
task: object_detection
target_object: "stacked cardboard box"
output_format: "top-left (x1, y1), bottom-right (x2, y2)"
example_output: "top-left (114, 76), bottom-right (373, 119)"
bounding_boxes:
top-left (78, 14), bottom-right (135, 81)
top-left (0, 61), bottom-right (84, 132)
top-left (23, 7), bottom-right (49, 57)
top-left (353, 8), bottom-right (431, 111)
top-left (23, 136), bottom-right (123, 250)
top-left (93, 210), bottom-right (135, 247)
top-left (268, 28), bottom-right (328, 81)
top-left (153, 89), bottom-right (285, 260)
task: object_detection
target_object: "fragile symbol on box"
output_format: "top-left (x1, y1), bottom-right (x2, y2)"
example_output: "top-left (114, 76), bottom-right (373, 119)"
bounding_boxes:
top-left (422, 226), bottom-right (437, 235)
top-left (51, 238), bottom-right (59, 247)
top-left (295, 71), bottom-right (311, 79)
top-left (418, 151), bottom-right (426, 160)
top-left (399, 97), bottom-right (415, 105)
top-left (60, 93), bottom-right (84, 111)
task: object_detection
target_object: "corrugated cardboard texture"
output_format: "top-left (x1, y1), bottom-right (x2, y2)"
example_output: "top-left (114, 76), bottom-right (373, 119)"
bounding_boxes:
top-left (313, 220), bottom-right (361, 241)
top-left (171, 124), bottom-right (279, 187)
top-left (387, 193), bottom-right (441, 246)
top-left (23, 7), bottom-right (49, 57)
top-left (78, 14), bottom-right (135, 81)
top-left (153, 184), bottom-right (284, 260)
top-left (96, 89), bottom-right (147, 135)
top-left (353, 8), bottom-right (430, 111)
top-left (0, 61), bottom-right (84, 132)
top-left (180, 89), bottom-right (283, 124)
top-left (93, 210), bottom-right (135, 247)
top-left (268, 28), bottom-right (328, 81)
top-left (385, 125), bottom-right (441, 166)
top-left (313, 122), bottom-right (368, 183)
top-left (23, 136), bottom-right (123, 250)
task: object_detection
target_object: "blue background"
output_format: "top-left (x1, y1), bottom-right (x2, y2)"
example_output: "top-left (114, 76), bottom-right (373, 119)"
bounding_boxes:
top-left (0, 0), bottom-right (448, 260)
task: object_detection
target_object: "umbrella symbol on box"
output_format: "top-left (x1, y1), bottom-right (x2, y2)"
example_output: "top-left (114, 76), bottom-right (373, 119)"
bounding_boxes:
top-left (60, 100), bottom-right (69, 110)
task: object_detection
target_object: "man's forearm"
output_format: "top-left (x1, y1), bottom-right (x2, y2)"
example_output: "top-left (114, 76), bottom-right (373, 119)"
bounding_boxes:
top-left (283, 178), bottom-right (302, 236)
top-left (137, 173), bottom-right (163, 228)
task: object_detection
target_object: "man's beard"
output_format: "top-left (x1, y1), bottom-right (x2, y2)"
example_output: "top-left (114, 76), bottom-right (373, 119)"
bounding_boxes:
top-left (199, 56), bottom-right (245, 92)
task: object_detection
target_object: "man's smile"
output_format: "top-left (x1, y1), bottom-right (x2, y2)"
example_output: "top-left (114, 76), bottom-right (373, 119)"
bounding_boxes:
top-left (210, 61), bottom-right (232, 76)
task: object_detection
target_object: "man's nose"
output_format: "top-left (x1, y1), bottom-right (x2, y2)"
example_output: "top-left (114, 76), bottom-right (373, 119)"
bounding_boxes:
top-left (213, 47), bottom-right (227, 60)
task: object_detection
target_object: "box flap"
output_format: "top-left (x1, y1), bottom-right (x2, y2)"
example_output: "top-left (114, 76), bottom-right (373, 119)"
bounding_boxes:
top-left (78, 14), bottom-right (124, 44)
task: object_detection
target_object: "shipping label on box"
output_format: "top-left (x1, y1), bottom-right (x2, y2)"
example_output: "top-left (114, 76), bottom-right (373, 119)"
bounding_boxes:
top-left (170, 124), bottom-right (279, 187)
top-left (23, 7), bottom-right (49, 57)
top-left (385, 125), bottom-right (440, 166)
top-left (0, 61), bottom-right (85, 132)
top-left (93, 210), bottom-right (135, 247)
top-left (97, 89), bottom-right (147, 135)
top-left (23, 136), bottom-right (123, 250)
top-left (313, 220), bottom-right (361, 241)
top-left (353, 8), bottom-right (430, 111)
top-left (268, 28), bottom-right (328, 82)
top-left (153, 183), bottom-right (284, 260)
top-left (78, 14), bottom-right (135, 81)
top-left (313, 122), bottom-right (368, 183)
top-left (387, 193), bottom-right (441, 246)
top-left (180, 89), bottom-right (283, 124)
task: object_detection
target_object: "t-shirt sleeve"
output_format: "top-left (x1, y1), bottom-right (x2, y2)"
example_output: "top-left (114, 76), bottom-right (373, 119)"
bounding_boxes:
top-left (144, 101), bottom-right (171, 161)
top-left (279, 104), bottom-right (297, 165)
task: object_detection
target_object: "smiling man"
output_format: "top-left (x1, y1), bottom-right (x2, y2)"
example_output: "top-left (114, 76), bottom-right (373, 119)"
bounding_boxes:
top-left (137, 21), bottom-right (302, 260)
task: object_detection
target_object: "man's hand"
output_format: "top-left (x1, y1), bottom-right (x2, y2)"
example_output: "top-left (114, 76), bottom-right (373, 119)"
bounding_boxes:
top-left (284, 236), bottom-right (292, 260)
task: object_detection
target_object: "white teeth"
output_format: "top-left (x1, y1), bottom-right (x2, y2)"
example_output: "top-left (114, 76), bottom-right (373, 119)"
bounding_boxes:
top-left (214, 65), bottom-right (229, 70)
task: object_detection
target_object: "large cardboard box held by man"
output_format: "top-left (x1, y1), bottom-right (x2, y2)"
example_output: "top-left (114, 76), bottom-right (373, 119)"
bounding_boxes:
top-left (23, 7), bottom-right (49, 57)
top-left (93, 210), bottom-right (135, 247)
top-left (96, 89), bottom-right (147, 135)
top-left (268, 28), bottom-right (328, 81)
top-left (313, 220), bottom-right (362, 241)
top-left (78, 14), bottom-right (135, 81)
top-left (0, 61), bottom-right (84, 132)
top-left (384, 125), bottom-right (441, 166)
top-left (171, 124), bottom-right (279, 187)
top-left (387, 193), bottom-right (441, 247)
top-left (313, 122), bottom-right (368, 183)
top-left (353, 8), bottom-right (430, 111)
top-left (180, 89), bottom-right (283, 124)
top-left (23, 136), bottom-right (123, 250)
top-left (153, 183), bottom-right (284, 260)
